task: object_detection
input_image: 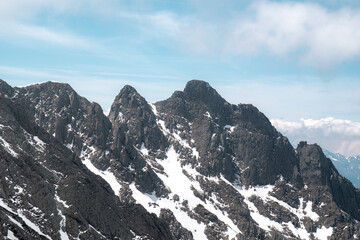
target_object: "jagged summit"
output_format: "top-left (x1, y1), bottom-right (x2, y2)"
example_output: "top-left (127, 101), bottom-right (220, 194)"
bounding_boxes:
top-left (0, 79), bottom-right (16, 97)
top-left (120, 84), bottom-right (138, 94)
top-left (155, 80), bottom-right (298, 186)
top-left (18, 80), bottom-right (72, 91)
top-left (297, 141), bottom-right (360, 221)
top-left (183, 79), bottom-right (229, 115)
top-left (109, 84), bottom-right (148, 119)
top-left (183, 79), bottom-right (223, 100)
top-left (156, 80), bottom-right (230, 121)
top-left (114, 84), bottom-right (141, 104)
top-left (1, 78), bottom-right (360, 239)
top-left (109, 83), bottom-right (168, 153)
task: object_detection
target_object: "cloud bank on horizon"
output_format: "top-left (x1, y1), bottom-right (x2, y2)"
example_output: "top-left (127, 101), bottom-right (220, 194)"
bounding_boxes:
top-left (271, 117), bottom-right (360, 156)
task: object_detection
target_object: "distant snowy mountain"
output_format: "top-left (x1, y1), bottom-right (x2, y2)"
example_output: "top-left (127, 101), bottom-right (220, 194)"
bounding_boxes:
top-left (0, 79), bottom-right (360, 239)
top-left (323, 149), bottom-right (360, 188)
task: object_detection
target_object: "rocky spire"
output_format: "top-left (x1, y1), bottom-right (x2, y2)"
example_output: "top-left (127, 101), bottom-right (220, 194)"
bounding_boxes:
top-left (109, 84), bottom-right (168, 152)
top-left (297, 141), bottom-right (360, 220)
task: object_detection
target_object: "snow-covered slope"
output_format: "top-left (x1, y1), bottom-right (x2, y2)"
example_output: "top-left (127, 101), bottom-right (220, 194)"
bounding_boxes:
top-left (1, 78), bottom-right (360, 239)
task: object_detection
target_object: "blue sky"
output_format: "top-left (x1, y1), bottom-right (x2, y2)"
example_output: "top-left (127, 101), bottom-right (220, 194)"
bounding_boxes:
top-left (0, 0), bottom-right (360, 155)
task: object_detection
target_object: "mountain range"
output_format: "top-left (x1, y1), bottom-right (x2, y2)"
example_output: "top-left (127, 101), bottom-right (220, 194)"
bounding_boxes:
top-left (0, 79), bottom-right (359, 239)
top-left (323, 149), bottom-right (360, 189)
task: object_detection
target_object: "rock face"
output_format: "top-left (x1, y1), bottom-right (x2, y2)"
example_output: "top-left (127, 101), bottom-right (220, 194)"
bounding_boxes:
top-left (108, 85), bottom-right (168, 152)
top-left (0, 82), bottom-right (172, 240)
top-left (323, 149), bottom-right (360, 188)
top-left (0, 78), bottom-right (359, 239)
top-left (297, 142), bottom-right (360, 220)
top-left (156, 80), bottom-right (300, 186)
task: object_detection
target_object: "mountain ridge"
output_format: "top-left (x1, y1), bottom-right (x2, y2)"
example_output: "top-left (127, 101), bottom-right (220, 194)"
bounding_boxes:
top-left (0, 78), bottom-right (359, 239)
top-left (323, 149), bottom-right (360, 188)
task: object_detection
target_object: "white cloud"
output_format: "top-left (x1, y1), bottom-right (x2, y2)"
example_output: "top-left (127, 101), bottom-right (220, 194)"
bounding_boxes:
top-left (216, 78), bottom-right (360, 125)
top-left (2, 0), bottom-right (360, 67)
top-left (0, 0), bottom-right (119, 21)
top-left (0, 0), bottom-right (119, 50)
top-left (0, 23), bottom-right (97, 49)
top-left (128, 11), bottom-right (217, 55)
top-left (138, 1), bottom-right (360, 68)
top-left (238, 1), bottom-right (360, 68)
top-left (0, 66), bottom-right (185, 110)
top-left (271, 118), bottom-right (360, 156)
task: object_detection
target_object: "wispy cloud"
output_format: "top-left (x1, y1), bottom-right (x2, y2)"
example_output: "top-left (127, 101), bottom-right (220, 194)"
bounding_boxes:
top-left (2, 0), bottom-right (360, 68)
top-left (271, 118), bottom-right (360, 156)
top-left (0, 0), bottom-right (120, 21)
top-left (0, 23), bottom-right (98, 50)
top-left (216, 77), bottom-right (360, 123)
top-left (134, 1), bottom-right (360, 68)
top-left (0, 66), bottom-right (185, 108)
top-left (226, 1), bottom-right (360, 68)
top-left (97, 71), bottom-right (185, 80)
top-left (0, 0), bottom-right (120, 52)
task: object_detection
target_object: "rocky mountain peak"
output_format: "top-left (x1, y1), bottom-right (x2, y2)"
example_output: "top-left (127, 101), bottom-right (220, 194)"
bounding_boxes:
top-left (20, 81), bottom-right (73, 93)
top-left (121, 84), bottom-right (138, 94)
top-left (1, 79), bottom-right (360, 240)
top-left (109, 84), bottom-right (168, 153)
top-left (0, 79), bottom-right (16, 97)
top-left (184, 80), bottom-right (220, 100)
top-left (154, 80), bottom-right (299, 187)
top-left (297, 141), bottom-right (360, 221)
top-left (109, 84), bottom-right (151, 125)
top-left (16, 81), bottom-right (111, 157)
top-left (17, 81), bottom-right (82, 117)
top-left (183, 80), bottom-right (228, 116)
top-left (297, 141), bottom-right (333, 186)
top-left (112, 85), bottom-right (146, 108)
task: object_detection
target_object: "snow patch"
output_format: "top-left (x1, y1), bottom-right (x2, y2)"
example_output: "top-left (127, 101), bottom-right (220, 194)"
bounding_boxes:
top-left (303, 199), bottom-right (319, 221)
top-left (89, 224), bottom-right (108, 239)
top-left (204, 111), bottom-right (212, 119)
top-left (55, 192), bottom-right (70, 209)
top-left (192, 147), bottom-right (199, 159)
top-left (7, 229), bottom-right (19, 239)
top-left (81, 148), bottom-right (122, 196)
top-left (0, 198), bottom-right (16, 214)
top-left (157, 119), bottom-right (170, 135)
top-left (83, 159), bottom-right (121, 195)
top-left (117, 112), bottom-right (125, 122)
top-left (33, 136), bottom-right (46, 149)
top-left (139, 143), bottom-right (149, 156)
top-left (130, 230), bottom-right (143, 240)
top-left (8, 215), bottom-right (24, 230)
top-left (130, 146), bottom-right (242, 240)
top-left (131, 180), bottom-right (208, 239)
top-left (17, 210), bottom-right (51, 239)
top-left (0, 136), bottom-right (18, 157)
top-left (14, 185), bottom-right (25, 195)
top-left (66, 141), bottom-right (73, 150)
top-left (23, 130), bottom-right (46, 152)
top-left (157, 117), bottom-right (199, 159)
top-left (234, 183), bottom-right (324, 239)
top-left (313, 226), bottom-right (333, 240)
top-left (0, 124), bottom-right (13, 130)
top-left (224, 125), bottom-right (235, 133)
top-left (55, 189), bottom-right (70, 240)
top-left (149, 103), bottom-right (158, 116)
top-left (238, 185), bottom-right (283, 232)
